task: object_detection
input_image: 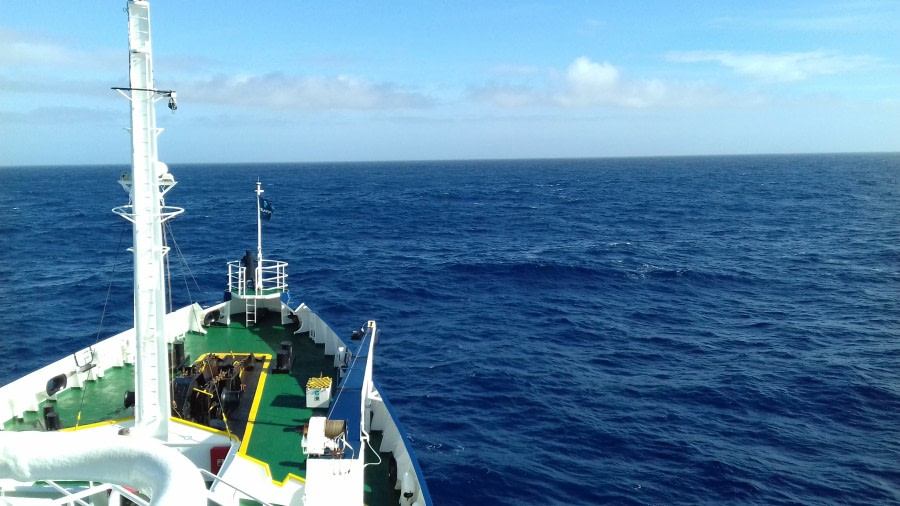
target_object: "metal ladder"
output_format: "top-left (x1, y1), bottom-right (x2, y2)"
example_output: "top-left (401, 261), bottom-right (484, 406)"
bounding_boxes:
top-left (246, 296), bottom-right (257, 326)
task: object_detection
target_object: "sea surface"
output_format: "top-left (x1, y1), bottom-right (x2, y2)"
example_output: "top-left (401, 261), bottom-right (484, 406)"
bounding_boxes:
top-left (0, 154), bottom-right (898, 505)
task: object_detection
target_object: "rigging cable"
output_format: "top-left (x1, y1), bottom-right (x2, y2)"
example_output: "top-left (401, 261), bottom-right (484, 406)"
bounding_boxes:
top-left (163, 221), bottom-right (178, 411)
top-left (201, 355), bottom-right (233, 438)
top-left (164, 221), bottom-right (229, 418)
top-left (163, 222), bottom-right (173, 313)
top-left (74, 221), bottom-right (129, 429)
top-left (165, 221), bottom-right (202, 305)
top-left (166, 220), bottom-right (238, 353)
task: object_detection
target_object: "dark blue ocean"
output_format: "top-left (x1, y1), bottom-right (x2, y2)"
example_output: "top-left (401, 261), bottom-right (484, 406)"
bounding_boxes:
top-left (1, 154), bottom-right (898, 505)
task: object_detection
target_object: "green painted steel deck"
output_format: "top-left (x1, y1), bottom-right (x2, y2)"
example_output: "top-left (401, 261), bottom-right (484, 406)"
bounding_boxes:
top-left (181, 312), bottom-right (337, 483)
top-left (3, 365), bottom-right (135, 432)
top-left (1, 311), bottom-right (400, 504)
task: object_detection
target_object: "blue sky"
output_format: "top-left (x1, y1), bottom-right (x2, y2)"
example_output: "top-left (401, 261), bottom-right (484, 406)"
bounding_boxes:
top-left (1, 0), bottom-right (898, 165)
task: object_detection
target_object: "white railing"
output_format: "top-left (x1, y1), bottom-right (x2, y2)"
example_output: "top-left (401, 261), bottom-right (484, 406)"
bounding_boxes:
top-left (0, 304), bottom-right (203, 423)
top-left (200, 469), bottom-right (273, 506)
top-left (48, 481), bottom-right (150, 506)
top-left (227, 259), bottom-right (288, 295)
top-left (1, 480), bottom-right (228, 506)
top-left (257, 259), bottom-right (288, 293)
top-left (0, 480), bottom-right (153, 506)
top-left (227, 262), bottom-right (247, 295)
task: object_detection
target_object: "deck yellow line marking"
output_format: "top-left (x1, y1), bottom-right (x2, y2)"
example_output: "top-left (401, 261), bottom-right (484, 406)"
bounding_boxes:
top-left (236, 453), bottom-right (307, 485)
top-left (60, 417), bottom-right (134, 432)
top-left (60, 415), bottom-right (241, 443)
top-left (171, 417), bottom-right (239, 441)
top-left (238, 355), bottom-right (271, 455)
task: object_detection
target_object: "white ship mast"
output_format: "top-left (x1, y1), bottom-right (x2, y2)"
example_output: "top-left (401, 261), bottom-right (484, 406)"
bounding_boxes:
top-left (256, 181), bottom-right (264, 291)
top-left (113, 0), bottom-right (183, 440)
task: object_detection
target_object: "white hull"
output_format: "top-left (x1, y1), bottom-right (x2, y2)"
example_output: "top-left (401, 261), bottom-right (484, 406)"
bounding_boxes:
top-left (0, 302), bottom-right (429, 505)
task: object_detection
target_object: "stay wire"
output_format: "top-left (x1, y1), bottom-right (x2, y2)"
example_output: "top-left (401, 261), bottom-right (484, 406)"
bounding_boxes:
top-left (163, 222), bottom-right (178, 411)
top-left (164, 222), bottom-right (210, 417)
top-left (165, 222), bottom-right (202, 304)
top-left (167, 220), bottom-right (241, 393)
top-left (163, 223), bottom-right (173, 313)
top-left (202, 355), bottom-right (233, 438)
top-left (75, 221), bottom-right (129, 429)
top-left (93, 222), bottom-right (129, 342)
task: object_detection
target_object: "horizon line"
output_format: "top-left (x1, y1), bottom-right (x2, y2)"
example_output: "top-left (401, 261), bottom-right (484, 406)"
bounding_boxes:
top-left (2, 150), bottom-right (899, 170)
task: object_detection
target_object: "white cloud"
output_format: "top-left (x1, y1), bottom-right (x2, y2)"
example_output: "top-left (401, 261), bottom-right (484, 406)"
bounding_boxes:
top-left (0, 28), bottom-right (429, 112)
top-left (0, 77), bottom-right (112, 99)
top-left (767, 14), bottom-right (881, 32)
top-left (709, 7), bottom-right (895, 33)
top-left (490, 64), bottom-right (545, 76)
top-left (2, 43), bottom-right (431, 112)
top-left (0, 106), bottom-right (118, 127)
top-left (556, 57), bottom-right (667, 108)
top-left (667, 50), bottom-right (878, 82)
top-left (470, 56), bottom-right (740, 110)
top-left (468, 86), bottom-right (542, 108)
top-left (558, 58), bottom-right (618, 104)
top-left (177, 73), bottom-right (432, 111)
top-left (0, 28), bottom-right (118, 71)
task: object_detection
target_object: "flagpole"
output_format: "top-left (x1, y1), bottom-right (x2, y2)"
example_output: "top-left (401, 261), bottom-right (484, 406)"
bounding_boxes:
top-left (256, 180), bottom-right (263, 293)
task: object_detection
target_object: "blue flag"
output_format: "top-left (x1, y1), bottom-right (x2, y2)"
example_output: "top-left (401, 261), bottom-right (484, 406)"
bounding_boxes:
top-left (259, 197), bottom-right (274, 221)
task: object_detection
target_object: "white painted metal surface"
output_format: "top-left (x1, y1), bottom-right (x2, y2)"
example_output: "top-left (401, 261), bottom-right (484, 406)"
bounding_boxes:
top-left (0, 304), bottom-right (203, 425)
top-left (0, 430), bottom-right (207, 505)
top-left (115, 0), bottom-right (175, 440)
top-left (304, 457), bottom-right (364, 505)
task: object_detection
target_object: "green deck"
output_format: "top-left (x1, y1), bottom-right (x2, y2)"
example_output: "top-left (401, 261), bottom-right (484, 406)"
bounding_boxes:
top-left (3, 365), bottom-right (135, 432)
top-left (3, 312), bottom-right (400, 504)
top-left (181, 312), bottom-right (337, 483)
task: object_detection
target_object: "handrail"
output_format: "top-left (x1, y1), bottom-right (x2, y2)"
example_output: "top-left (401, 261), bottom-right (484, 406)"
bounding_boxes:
top-left (42, 480), bottom-right (150, 506)
top-left (227, 259), bottom-right (288, 294)
top-left (109, 484), bottom-right (151, 506)
top-left (45, 480), bottom-right (91, 506)
top-left (227, 263), bottom-right (247, 295)
top-left (199, 468), bottom-right (273, 506)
